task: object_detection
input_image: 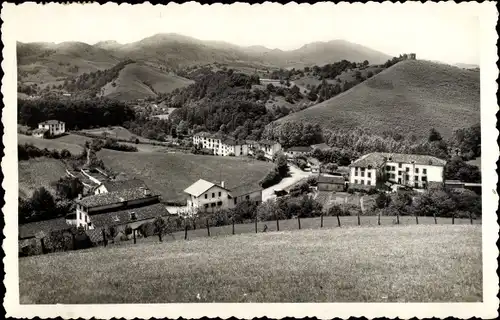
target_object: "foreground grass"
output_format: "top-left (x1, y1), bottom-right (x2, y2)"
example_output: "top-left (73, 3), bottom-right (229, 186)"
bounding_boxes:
top-left (19, 225), bottom-right (482, 303)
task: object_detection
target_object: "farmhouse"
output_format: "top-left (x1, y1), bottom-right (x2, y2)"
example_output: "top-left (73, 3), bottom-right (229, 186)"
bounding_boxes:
top-left (183, 179), bottom-right (263, 214)
top-left (317, 174), bottom-right (346, 192)
top-left (38, 120), bottom-right (65, 137)
top-left (349, 152), bottom-right (446, 190)
top-left (285, 146), bottom-right (313, 158)
top-left (74, 185), bottom-right (168, 230)
top-left (251, 139), bottom-right (282, 160)
top-left (308, 158), bottom-right (321, 173)
top-left (18, 218), bottom-right (73, 256)
top-left (193, 132), bottom-right (249, 156)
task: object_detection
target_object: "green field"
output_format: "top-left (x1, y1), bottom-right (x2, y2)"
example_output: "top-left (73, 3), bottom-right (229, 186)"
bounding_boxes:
top-left (19, 224), bottom-right (482, 303)
top-left (276, 60), bottom-right (480, 139)
top-left (18, 134), bottom-right (84, 154)
top-left (18, 157), bottom-right (68, 198)
top-left (98, 149), bottom-right (274, 202)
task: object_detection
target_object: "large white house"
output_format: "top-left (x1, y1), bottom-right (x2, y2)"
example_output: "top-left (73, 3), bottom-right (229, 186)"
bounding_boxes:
top-left (183, 179), bottom-right (263, 215)
top-left (193, 132), bottom-right (249, 156)
top-left (38, 120), bottom-right (65, 136)
top-left (348, 152), bottom-right (446, 189)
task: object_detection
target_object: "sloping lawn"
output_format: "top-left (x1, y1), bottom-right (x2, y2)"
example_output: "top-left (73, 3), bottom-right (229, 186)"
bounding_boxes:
top-left (19, 224), bottom-right (482, 304)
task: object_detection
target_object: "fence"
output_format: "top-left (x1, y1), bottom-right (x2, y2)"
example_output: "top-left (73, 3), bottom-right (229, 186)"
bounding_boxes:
top-left (21, 212), bottom-right (481, 257)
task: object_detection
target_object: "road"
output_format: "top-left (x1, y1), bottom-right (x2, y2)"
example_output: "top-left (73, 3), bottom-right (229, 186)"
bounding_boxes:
top-left (261, 165), bottom-right (315, 201)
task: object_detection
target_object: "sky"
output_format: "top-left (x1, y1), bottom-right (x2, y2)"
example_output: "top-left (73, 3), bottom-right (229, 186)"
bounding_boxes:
top-left (9, 2), bottom-right (484, 65)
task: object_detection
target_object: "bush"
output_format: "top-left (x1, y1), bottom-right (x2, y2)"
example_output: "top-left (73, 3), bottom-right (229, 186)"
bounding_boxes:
top-left (307, 176), bottom-right (318, 187)
top-left (260, 170), bottom-right (282, 188)
top-left (124, 224), bottom-right (132, 235)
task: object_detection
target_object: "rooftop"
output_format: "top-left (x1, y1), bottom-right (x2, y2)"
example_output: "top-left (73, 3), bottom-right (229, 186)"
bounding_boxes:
top-left (101, 179), bottom-right (148, 193)
top-left (184, 179), bottom-right (222, 197)
top-left (76, 187), bottom-right (160, 208)
top-left (32, 128), bottom-right (49, 134)
top-left (19, 218), bottom-right (70, 239)
top-left (90, 202), bottom-right (170, 229)
top-left (230, 183), bottom-right (263, 198)
top-left (286, 146), bottom-right (313, 153)
top-left (39, 120), bottom-right (64, 125)
top-left (317, 175), bottom-right (345, 184)
top-left (349, 152), bottom-right (447, 168)
top-left (311, 143), bottom-right (330, 151)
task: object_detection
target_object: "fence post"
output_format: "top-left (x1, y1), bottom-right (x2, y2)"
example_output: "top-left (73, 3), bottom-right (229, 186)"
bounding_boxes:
top-left (255, 216), bottom-right (258, 233)
top-left (357, 211), bottom-right (360, 226)
top-left (276, 216), bottom-right (280, 231)
top-left (133, 229), bottom-right (136, 244)
top-left (232, 218), bottom-right (235, 235)
top-left (452, 213), bottom-right (455, 225)
top-left (158, 231), bottom-right (162, 242)
top-left (102, 228), bottom-right (107, 247)
top-left (206, 218), bottom-right (210, 237)
top-left (40, 238), bottom-right (46, 254)
top-left (415, 213), bottom-right (419, 225)
top-left (184, 225), bottom-right (188, 240)
top-left (433, 212), bottom-right (437, 224)
top-left (320, 214), bottom-right (324, 228)
top-left (298, 215), bottom-right (301, 230)
top-left (378, 212), bottom-right (381, 226)
top-left (193, 219), bottom-right (196, 230)
top-left (469, 212), bottom-right (473, 225)
top-left (336, 213), bottom-right (341, 227)
top-left (396, 213), bottom-right (400, 225)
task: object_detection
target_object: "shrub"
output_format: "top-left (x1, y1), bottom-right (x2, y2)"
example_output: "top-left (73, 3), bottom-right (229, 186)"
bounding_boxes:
top-left (306, 176), bottom-right (318, 187)
top-left (124, 224), bottom-right (132, 235)
top-left (260, 170), bottom-right (282, 188)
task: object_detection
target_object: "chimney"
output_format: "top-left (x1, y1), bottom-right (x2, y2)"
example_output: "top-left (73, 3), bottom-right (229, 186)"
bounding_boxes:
top-left (221, 181), bottom-right (225, 188)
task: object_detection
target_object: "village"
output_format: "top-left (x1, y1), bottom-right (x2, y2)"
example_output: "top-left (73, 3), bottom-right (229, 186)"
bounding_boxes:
top-left (18, 118), bottom-right (482, 256)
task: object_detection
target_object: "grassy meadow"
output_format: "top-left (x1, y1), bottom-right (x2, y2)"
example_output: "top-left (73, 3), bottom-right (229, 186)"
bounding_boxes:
top-left (19, 224), bottom-right (482, 303)
top-left (276, 60), bottom-right (480, 139)
top-left (18, 134), bottom-right (84, 154)
top-left (18, 157), bottom-right (68, 198)
top-left (98, 149), bottom-right (274, 202)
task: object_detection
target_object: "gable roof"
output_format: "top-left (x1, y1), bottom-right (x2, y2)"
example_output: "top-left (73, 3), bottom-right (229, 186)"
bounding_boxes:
top-left (19, 218), bottom-right (70, 239)
top-left (39, 120), bottom-right (64, 125)
top-left (101, 179), bottom-right (148, 193)
top-left (230, 183), bottom-right (263, 198)
top-left (89, 202), bottom-right (170, 229)
top-left (286, 146), bottom-right (312, 152)
top-left (349, 152), bottom-right (447, 168)
top-left (33, 128), bottom-right (49, 134)
top-left (317, 175), bottom-right (345, 184)
top-left (184, 179), bottom-right (218, 197)
top-left (76, 187), bottom-right (160, 208)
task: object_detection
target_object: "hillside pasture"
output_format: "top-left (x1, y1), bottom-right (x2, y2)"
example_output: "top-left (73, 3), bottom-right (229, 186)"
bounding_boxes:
top-left (98, 149), bottom-right (274, 202)
top-left (276, 60), bottom-right (480, 139)
top-left (100, 62), bottom-right (194, 101)
top-left (19, 224), bottom-right (482, 303)
top-left (18, 134), bottom-right (83, 154)
top-left (18, 157), bottom-right (68, 198)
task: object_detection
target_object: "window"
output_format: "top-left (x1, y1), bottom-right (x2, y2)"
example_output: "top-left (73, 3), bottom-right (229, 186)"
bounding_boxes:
top-left (398, 178), bottom-right (402, 184)
top-left (246, 195), bottom-right (250, 200)
top-left (79, 212), bottom-right (82, 220)
top-left (354, 179), bottom-right (358, 184)
top-left (386, 173), bottom-right (391, 179)
top-left (414, 176), bottom-right (419, 181)
top-left (367, 172), bottom-right (371, 178)
top-left (386, 166), bottom-right (391, 171)
top-left (398, 171), bottom-right (402, 176)
top-left (391, 173), bottom-right (396, 179)
top-left (204, 204), bottom-right (209, 208)
top-left (361, 172), bottom-right (365, 177)
top-left (422, 176), bottom-right (427, 182)
top-left (85, 215), bottom-right (88, 223)
top-left (205, 194), bottom-right (208, 199)
top-left (392, 166), bottom-right (396, 171)
top-left (217, 201), bottom-right (222, 206)
top-left (212, 192), bottom-right (215, 198)
top-left (414, 182), bottom-right (419, 188)
top-left (367, 181), bottom-right (371, 186)
top-left (130, 212), bottom-right (137, 220)
top-left (360, 180), bottom-right (364, 185)
top-left (398, 163), bottom-right (402, 168)
top-left (234, 198), bottom-right (238, 204)
top-left (211, 203), bottom-right (216, 207)
top-left (415, 168), bottom-right (419, 174)
top-left (423, 168), bottom-right (427, 174)
top-left (218, 192), bottom-right (221, 197)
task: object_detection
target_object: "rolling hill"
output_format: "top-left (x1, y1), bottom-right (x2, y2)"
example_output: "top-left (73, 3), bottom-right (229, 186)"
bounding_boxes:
top-left (99, 62), bottom-right (194, 101)
top-left (275, 60), bottom-right (480, 139)
top-left (17, 33), bottom-right (392, 93)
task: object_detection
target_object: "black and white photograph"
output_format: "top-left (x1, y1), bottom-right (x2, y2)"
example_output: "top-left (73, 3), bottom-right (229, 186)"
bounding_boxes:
top-left (1, 2), bottom-right (498, 319)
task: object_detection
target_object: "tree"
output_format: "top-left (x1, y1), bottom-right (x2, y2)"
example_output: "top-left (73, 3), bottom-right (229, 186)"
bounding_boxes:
top-left (363, 60), bottom-right (369, 67)
top-left (51, 177), bottom-right (84, 200)
top-left (274, 153), bottom-right (289, 178)
top-left (428, 128), bottom-right (443, 142)
top-left (445, 157), bottom-right (481, 182)
top-left (177, 120), bottom-right (188, 136)
top-left (375, 192), bottom-right (391, 209)
top-left (30, 187), bottom-right (57, 219)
